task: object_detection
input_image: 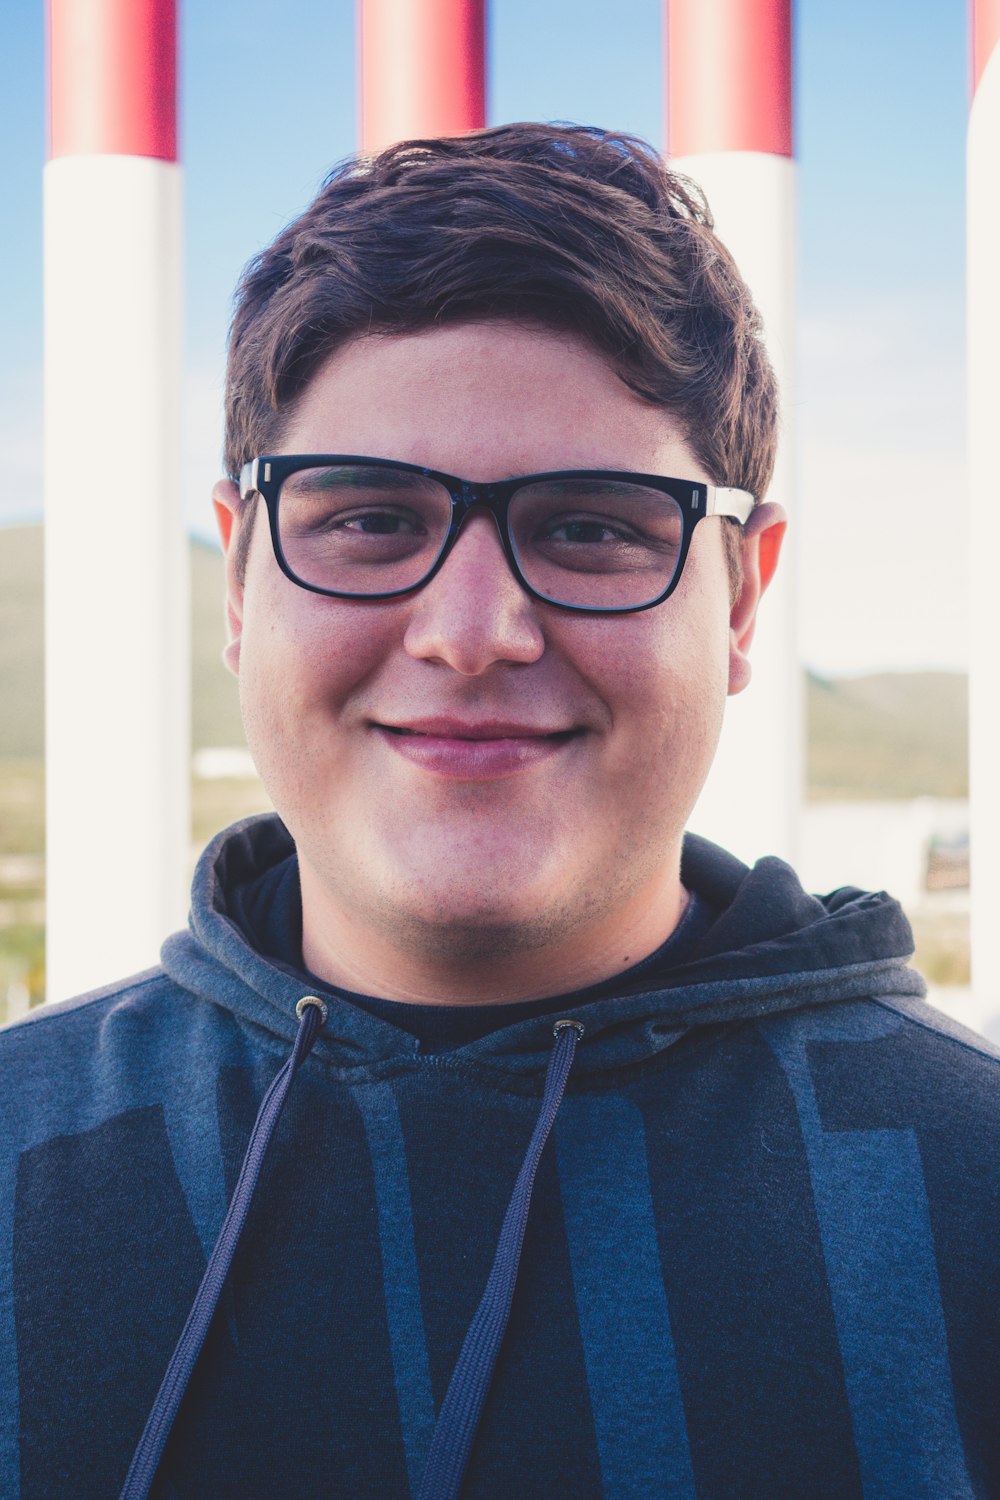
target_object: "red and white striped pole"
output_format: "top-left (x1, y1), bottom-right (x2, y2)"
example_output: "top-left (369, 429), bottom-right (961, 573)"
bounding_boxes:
top-left (666, 0), bottom-right (799, 866)
top-left (44, 0), bottom-right (187, 999)
top-left (359, 0), bottom-right (485, 152)
top-left (968, 0), bottom-right (1000, 1000)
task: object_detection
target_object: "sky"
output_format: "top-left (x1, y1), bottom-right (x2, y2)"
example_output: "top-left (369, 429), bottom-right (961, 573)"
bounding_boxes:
top-left (0, 0), bottom-right (972, 675)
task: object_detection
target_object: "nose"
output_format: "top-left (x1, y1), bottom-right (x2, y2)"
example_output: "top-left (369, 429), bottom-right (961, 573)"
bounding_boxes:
top-left (402, 513), bottom-right (545, 674)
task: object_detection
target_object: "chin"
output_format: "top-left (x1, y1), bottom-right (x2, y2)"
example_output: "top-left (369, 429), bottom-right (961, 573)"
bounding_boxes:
top-left (390, 898), bottom-right (568, 966)
top-left (373, 842), bottom-right (615, 959)
top-left (399, 871), bottom-right (549, 930)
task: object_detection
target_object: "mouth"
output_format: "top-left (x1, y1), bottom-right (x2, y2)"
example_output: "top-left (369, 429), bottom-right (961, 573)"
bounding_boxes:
top-left (379, 721), bottom-right (579, 743)
top-left (372, 718), bottom-right (582, 777)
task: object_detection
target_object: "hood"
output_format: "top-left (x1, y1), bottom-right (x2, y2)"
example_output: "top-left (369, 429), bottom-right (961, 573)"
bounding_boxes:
top-left (161, 813), bottom-right (923, 1083)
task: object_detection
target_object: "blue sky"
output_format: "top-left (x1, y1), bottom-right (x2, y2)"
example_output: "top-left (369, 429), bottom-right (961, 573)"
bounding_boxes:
top-left (0, 0), bottom-right (971, 673)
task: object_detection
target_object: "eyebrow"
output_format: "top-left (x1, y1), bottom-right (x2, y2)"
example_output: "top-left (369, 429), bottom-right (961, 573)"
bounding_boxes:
top-left (527, 477), bottom-right (654, 498)
top-left (292, 464), bottom-right (431, 492)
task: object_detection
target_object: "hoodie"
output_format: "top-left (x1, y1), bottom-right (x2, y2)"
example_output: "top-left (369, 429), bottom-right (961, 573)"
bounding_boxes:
top-left (2, 814), bottom-right (999, 1500)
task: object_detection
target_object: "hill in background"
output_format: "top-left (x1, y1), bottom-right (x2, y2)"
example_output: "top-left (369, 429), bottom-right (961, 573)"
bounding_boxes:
top-left (1, 523), bottom-right (970, 799)
top-left (807, 670), bottom-right (967, 800)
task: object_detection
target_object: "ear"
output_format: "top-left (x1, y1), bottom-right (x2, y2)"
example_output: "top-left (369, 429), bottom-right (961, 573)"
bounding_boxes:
top-left (728, 502), bottom-right (787, 697)
top-left (213, 478), bottom-right (247, 677)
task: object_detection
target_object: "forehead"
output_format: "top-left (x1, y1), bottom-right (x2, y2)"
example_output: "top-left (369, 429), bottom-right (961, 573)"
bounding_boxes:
top-left (278, 321), bottom-right (707, 484)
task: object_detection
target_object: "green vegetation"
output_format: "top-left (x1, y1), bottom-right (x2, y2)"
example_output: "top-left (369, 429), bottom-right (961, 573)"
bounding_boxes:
top-left (807, 670), bottom-right (968, 801)
top-left (0, 761), bottom-right (46, 1018)
top-left (0, 528), bottom-right (44, 759)
top-left (0, 523), bottom-right (972, 1019)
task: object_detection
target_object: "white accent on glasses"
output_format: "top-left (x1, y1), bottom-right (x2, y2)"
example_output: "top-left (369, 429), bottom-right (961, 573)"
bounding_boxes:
top-left (708, 485), bottom-right (754, 524)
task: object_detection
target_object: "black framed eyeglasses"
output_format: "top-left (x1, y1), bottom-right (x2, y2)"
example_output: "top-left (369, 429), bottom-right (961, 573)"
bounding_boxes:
top-left (239, 454), bottom-right (754, 615)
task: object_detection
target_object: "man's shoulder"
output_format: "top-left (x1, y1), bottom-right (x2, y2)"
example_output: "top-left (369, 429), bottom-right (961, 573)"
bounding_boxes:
top-left (762, 990), bottom-right (1000, 1140)
top-left (0, 965), bottom-right (174, 1054)
top-left (0, 967), bottom-right (205, 1148)
top-left (877, 990), bottom-right (1000, 1065)
top-left (856, 989), bottom-right (1000, 1083)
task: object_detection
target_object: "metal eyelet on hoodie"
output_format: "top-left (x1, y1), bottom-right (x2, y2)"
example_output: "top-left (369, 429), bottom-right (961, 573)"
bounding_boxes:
top-left (296, 994), bottom-right (329, 1025)
top-left (552, 1017), bottom-right (585, 1038)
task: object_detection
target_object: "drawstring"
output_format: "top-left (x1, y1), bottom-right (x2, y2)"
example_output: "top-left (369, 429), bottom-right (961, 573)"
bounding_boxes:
top-left (118, 1004), bottom-right (581, 1500)
top-left (418, 1017), bottom-right (584, 1500)
top-left (117, 996), bottom-right (328, 1500)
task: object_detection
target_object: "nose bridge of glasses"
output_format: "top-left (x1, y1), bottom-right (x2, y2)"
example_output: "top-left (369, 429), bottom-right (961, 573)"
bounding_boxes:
top-left (428, 481), bottom-right (527, 599)
top-left (449, 480), bottom-right (513, 545)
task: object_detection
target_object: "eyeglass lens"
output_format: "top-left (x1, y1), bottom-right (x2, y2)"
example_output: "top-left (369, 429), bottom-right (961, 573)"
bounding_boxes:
top-left (276, 464), bottom-right (685, 608)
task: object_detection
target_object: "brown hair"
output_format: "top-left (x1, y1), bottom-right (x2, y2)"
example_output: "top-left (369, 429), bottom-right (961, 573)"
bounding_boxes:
top-left (225, 122), bottom-right (778, 589)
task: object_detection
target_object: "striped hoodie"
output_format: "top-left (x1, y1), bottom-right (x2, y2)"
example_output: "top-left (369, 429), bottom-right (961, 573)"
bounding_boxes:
top-left (2, 814), bottom-right (998, 1499)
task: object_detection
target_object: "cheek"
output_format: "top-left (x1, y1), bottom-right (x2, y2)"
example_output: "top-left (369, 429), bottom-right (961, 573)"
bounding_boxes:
top-left (574, 595), bottom-right (728, 720)
top-left (236, 580), bottom-right (389, 775)
top-left (570, 591), bottom-right (730, 792)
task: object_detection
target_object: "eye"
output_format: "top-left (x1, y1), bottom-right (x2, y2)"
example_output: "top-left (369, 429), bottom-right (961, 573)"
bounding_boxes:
top-left (540, 516), bottom-right (637, 545)
top-left (334, 508), bottom-right (426, 535)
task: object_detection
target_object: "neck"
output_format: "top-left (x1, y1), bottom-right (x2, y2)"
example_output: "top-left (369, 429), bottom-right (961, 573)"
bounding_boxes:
top-left (298, 859), bottom-right (688, 1006)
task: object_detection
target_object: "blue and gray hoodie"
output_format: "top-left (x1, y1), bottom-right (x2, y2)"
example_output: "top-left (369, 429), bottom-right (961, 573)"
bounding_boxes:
top-left (2, 814), bottom-right (999, 1500)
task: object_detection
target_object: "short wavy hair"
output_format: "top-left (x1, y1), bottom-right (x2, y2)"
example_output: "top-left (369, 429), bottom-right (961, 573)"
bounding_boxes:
top-left (225, 122), bottom-right (778, 590)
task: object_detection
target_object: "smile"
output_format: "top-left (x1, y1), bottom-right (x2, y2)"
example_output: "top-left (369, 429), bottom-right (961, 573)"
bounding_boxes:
top-left (374, 720), bottom-right (580, 779)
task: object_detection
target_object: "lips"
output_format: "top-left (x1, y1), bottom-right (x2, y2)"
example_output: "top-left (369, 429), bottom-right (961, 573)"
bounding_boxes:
top-left (373, 717), bottom-right (580, 778)
top-left (380, 717), bottom-right (576, 741)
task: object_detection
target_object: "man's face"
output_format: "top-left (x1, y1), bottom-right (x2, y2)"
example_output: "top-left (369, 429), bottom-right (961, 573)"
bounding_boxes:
top-left (218, 322), bottom-right (774, 970)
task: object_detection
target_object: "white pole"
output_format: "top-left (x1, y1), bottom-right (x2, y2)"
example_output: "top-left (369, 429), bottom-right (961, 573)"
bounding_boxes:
top-left (44, 0), bottom-right (187, 1000)
top-left (676, 153), bottom-right (798, 867)
top-left (968, 4), bottom-right (1000, 1000)
top-left (666, 0), bottom-right (800, 868)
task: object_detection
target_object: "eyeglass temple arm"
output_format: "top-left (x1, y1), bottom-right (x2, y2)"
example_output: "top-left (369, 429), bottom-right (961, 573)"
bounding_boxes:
top-left (239, 459), bottom-right (259, 500)
top-left (707, 485), bottom-right (755, 524)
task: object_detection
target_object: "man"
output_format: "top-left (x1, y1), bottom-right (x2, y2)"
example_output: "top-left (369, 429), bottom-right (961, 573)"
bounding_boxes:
top-left (2, 124), bottom-right (998, 1500)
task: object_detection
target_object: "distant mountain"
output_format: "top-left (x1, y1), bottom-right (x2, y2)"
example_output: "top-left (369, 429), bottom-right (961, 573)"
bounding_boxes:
top-left (806, 669), bottom-right (967, 800)
top-left (0, 523), bottom-right (970, 799)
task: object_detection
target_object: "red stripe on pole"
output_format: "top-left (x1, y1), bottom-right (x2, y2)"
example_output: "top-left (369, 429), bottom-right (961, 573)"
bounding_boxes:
top-left (360, 0), bottom-right (485, 153)
top-left (667, 0), bottom-right (792, 158)
top-left (973, 0), bottom-right (1000, 94)
top-left (48, 0), bottom-right (177, 160)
